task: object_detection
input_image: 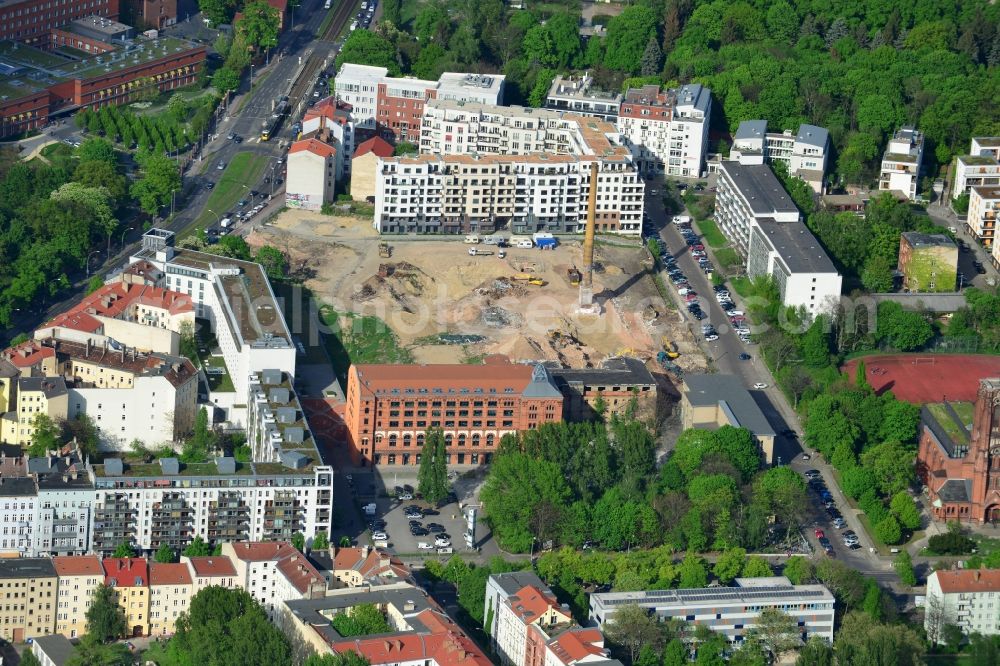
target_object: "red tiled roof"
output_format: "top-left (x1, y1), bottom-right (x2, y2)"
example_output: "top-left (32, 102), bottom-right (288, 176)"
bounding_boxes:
top-left (42, 282), bottom-right (192, 334)
top-left (304, 97), bottom-right (352, 123)
top-left (352, 356), bottom-right (543, 393)
top-left (289, 138), bottom-right (337, 159)
top-left (546, 628), bottom-right (607, 665)
top-left (934, 568), bottom-right (1000, 594)
top-left (187, 556), bottom-right (237, 577)
top-left (354, 136), bottom-right (394, 159)
top-left (275, 553), bottom-right (325, 595)
top-left (333, 547), bottom-right (365, 570)
top-left (333, 626), bottom-right (492, 666)
top-left (102, 558), bottom-right (149, 587)
top-left (228, 541), bottom-right (298, 562)
top-left (1, 340), bottom-right (55, 368)
top-left (150, 562), bottom-right (193, 586)
top-left (53, 555), bottom-right (103, 577)
top-left (507, 585), bottom-right (569, 624)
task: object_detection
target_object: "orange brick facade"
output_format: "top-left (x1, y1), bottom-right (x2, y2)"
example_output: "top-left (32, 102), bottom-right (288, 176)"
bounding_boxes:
top-left (0, 89), bottom-right (50, 138)
top-left (375, 83), bottom-right (435, 143)
top-left (918, 378), bottom-right (1000, 524)
top-left (344, 356), bottom-right (564, 467)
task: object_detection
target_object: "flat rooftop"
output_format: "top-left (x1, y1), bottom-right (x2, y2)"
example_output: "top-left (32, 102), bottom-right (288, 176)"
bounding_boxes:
top-left (902, 231), bottom-right (957, 249)
top-left (0, 558), bottom-right (57, 578)
top-left (683, 373), bottom-right (775, 436)
top-left (591, 577), bottom-right (833, 610)
top-left (250, 370), bottom-right (323, 471)
top-left (547, 356), bottom-right (656, 387)
top-left (960, 155), bottom-right (999, 166)
top-left (754, 219), bottom-right (839, 274)
top-left (547, 74), bottom-right (622, 102)
top-left (719, 161), bottom-right (799, 216)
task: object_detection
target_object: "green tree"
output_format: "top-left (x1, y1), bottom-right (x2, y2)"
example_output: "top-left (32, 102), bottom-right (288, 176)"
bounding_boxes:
top-left (662, 638), bottom-right (687, 666)
top-left (236, 0), bottom-right (280, 50)
top-left (640, 35), bottom-right (663, 76)
top-left (603, 603), bottom-right (663, 663)
top-left (66, 639), bottom-right (132, 666)
top-left (155, 543), bottom-right (177, 563)
top-left (303, 652), bottom-right (371, 666)
top-left (74, 160), bottom-right (128, 201)
top-left (795, 636), bottom-right (834, 665)
top-left (292, 532), bottom-right (305, 551)
top-left (875, 301), bottom-right (934, 351)
top-left (678, 552), bottom-right (708, 588)
top-left (213, 67), bottom-right (241, 93)
top-left (113, 542), bottom-right (135, 558)
top-left (331, 603), bottom-right (393, 637)
top-left (183, 406), bottom-right (215, 463)
top-left (751, 608), bottom-right (799, 661)
top-left (874, 515), bottom-right (903, 545)
top-left (86, 275), bottom-right (105, 294)
top-left (29, 413), bottom-right (63, 457)
top-left (312, 530), bottom-right (330, 551)
top-left (76, 137), bottom-right (118, 165)
top-left (86, 584), bottom-right (127, 642)
top-left (198, 0), bottom-right (231, 25)
top-left (833, 611), bottom-right (923, 664)
top-left (131, 154), bottom-right (181, 215)
top-left (161, 587), bottom-right (291, 666)
top-left (528, 68), bottom-right (556, 108)
top-left (895, 549), bottom-right (917, 587)
top-left (742, 556), bottom-right (774, 578)
top-left (890, 491), bottom-right (922, 530)
top-left (782, 556), bottom-right (814, 584)
top-left (335, 30), bottom-right (400, 75)
top-left (714, 547), bottom-right (747, 584)
top-left (860, 440), bottom-right (916, 496)
top-left (183, 535), bottom-right (212, 557)
top-left (800, 315), bottom-right (831, 367)
top-left (418, 428), bottom-right (449, 506)
top-left (604, 5), bottom-right (658, 73)
top-left (20, 652), bottom-right (42, 666)
top-left (255, 245), bottom-right (288, 280)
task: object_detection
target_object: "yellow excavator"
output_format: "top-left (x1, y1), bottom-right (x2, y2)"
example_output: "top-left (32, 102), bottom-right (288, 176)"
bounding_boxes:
top-left (661, 337), bottom-right (680, 359)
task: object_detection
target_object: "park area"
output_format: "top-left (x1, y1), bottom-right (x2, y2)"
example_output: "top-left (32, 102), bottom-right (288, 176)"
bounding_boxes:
top-left (248, 208), bottom-right (708, 375)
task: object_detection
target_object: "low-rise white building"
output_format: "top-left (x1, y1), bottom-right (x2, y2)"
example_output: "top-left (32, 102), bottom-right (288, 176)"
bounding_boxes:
top-left (879, 127), bottom-right (924, 201)
top-left (747, 219), bottom-right (843, 314)
top-left (730, 120), bottom-right (830, 193)
top-left (968, 186), bottom-right (999, 253)
top-left (590, 577), bottom-right (835, 646)
top-left (617, 83), bottom-right (712, 178)
top-left (926, 569), bottom-right (1000, 641)
top-left (285, 136), bottom-right (339, 211)
top-left (221, 541), bottom-right (326, 620)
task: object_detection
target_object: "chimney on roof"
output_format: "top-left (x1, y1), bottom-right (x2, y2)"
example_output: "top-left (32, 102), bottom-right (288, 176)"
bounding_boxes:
top-left (976, 570), bottom-right (982, 582)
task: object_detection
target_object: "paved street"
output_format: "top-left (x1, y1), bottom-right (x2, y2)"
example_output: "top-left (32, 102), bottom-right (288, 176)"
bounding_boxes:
top-left (646, 184), bottom-right (896, 583)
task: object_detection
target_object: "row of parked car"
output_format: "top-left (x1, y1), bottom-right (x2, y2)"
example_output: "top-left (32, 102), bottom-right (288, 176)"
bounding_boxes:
top-left (804, 469), bottom-right (861, 554)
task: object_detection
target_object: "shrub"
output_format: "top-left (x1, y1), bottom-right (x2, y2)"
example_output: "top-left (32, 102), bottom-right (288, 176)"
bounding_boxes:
top-left (928, 531), bottom-right (976, 555)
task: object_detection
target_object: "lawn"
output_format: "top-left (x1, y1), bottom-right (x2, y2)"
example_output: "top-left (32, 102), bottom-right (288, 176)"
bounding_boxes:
top-left (730, 276), bottom-right (752, 298)
top-left (184, 152), bottom-right (269, 237)
top-left (204, 356), bottom-right (235, 393)
top-left (696, 218), bottom-right (728, 248)
top-left (714, 247), bottom-right (742, 274)
top-left (320, 307), bottom-right (413, 386)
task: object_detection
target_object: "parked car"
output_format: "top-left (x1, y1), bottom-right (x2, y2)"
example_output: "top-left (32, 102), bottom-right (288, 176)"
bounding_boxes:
top-left (417, 542), bottom-right (434, 550)
top-left (372, 531), bottom-right (388, 541)
top-left (753, 382), bottom-right (768, 390)
top-left (434, 537), bottom-right (452, 548)
top-left (398, 492), bottom-right (413, 501)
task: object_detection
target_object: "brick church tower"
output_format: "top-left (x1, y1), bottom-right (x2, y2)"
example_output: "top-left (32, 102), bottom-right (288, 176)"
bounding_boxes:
top-left (970, 378), bottom-right (1000, 523)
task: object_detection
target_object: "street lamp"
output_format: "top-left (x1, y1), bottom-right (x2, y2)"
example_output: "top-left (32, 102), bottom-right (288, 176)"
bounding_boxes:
top-left (119, 227), bottom-right (135, 250)
top-left (170, 189), bottom-right (177, 217)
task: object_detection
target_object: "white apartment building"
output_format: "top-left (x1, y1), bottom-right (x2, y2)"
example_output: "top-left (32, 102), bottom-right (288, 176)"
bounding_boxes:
top-left (714, 160), bottom-right (801, 254)
top-left (31, 451), bottom-right (93, 556)
top-left (545, 73), bottom-right (622, 122)
top-left (969, 186), bottom-right (1000, 253)
top-left (926, 569), bottom-right (1000, 641)
top-left (879, 127), bottom-right (925, 201)
top-left (544, 628), bottom-right (620, 666)
top-left (953, 138), bottom-right (1000, 202)
top-left (486, 571), bottom-right (574, 666)
top-left (333, 64), bottom-right (504, 142)
top-left (88, 456), bottom-right (333, 553)
top-left (747, 220), bottom-right (843, 314)
top-left (379, 103), bottom-right (643, 235)
top-left (301, 96), bottom-right (355, 177)
top-left (221, 541), bottom-right (326, 620)
top-left (590, 577), bottom-right (835, 645)
top-left (617, 83), bottom-right (712, 178)
top-left (286, 137), bottom-right (338, 211)
top-left (730, 120), bottom-right (830, 193)
top-left (0, 478), bottom-right (37, 555)
top-left (130, 230), bottom-right (297, 426)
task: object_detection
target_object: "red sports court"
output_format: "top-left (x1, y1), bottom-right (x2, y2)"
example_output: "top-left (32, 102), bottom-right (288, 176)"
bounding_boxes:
top-left (843, 354), bottom-right (1000, 403)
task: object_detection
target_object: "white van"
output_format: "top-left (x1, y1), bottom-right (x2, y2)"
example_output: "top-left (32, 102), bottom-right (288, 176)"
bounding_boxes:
top-left (220, 217), bottom-right (232, 228)
top-left (464, 234), bottom-right (480, 244)
top-left (437, 547), bottom-right (453, 554)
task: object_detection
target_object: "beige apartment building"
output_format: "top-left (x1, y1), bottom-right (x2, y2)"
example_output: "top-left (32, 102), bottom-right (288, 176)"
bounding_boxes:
top-left (103, 558), bottom-right (150, 637)
top-left (0, 559), bottom-right (58, 642)
top-left (182, 555), bottom-right (240, 593)
top-left (54, 555), bottom-right (104, 639)
top-left (149, 562), bottom-right (193, 636)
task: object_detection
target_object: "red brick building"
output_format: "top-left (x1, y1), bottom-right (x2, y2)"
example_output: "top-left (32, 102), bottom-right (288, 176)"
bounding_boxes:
top-left (344, 356), bottom-right (564, 467)
top-left (0, 0), bottom-right (119, 44)
top-left (918, 378), bottom-right (1000, 523)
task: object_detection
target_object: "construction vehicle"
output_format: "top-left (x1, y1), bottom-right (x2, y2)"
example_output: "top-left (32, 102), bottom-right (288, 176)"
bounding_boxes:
top-left (661, 337), bottom-right (680, 359)
top-left (468, 247), bottom-right (494, 256)
top-left (657, 351), bottom-right (684, 377)
top-left (527, 278), bottom-right (546, 286)
top-left (511, 273), bottom-right (535, 281)
top-left (378, 242), bottom-right (391, 258)
top-left (567, 267), bottom-right (582, 285)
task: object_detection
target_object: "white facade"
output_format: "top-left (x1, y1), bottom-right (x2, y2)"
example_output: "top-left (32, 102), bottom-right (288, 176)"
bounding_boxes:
top-left (286, 144), bottom-right (337, 212)
top-left (222, 542), bottom-right (323, 620)
top-left (617, 83), bottom-right (712, 178)
top-left (731, 121), bottom-right (830, 193)
top-left (969, 187), bottom-right (1000, 252)
top-left (747, 221), bottom-right (843, 314)
top-left (131, 232), bottom-right (297, 427)
top-left (714, 160), bottom-right (801, 254)
top-left (590, 577), bottom-right (835, 645)
top-left (34, 486), bottom-right (93, 556)
top-left (954, 154), bottom-right (1000, 201)
top-left (333, 63), bottom-right (383, 130)
top-left (545, 74), bottom-right (622, 121)
top-left (879, 127), bottom-right (924, 201)
top-left (67, 373), bottom-right (197, 450)
top-left (0, 480), bottom-right (36, 555)
top-left (926, 569), bottom-right (1000, 641)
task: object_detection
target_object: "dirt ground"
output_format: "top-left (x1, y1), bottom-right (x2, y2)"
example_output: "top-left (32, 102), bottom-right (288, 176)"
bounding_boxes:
top-left (250, 209), bottom-right (707, 372)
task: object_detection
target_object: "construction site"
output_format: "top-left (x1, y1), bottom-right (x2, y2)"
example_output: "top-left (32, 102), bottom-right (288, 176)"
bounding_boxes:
top-left (248, 184), bottom-right (707, 379)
